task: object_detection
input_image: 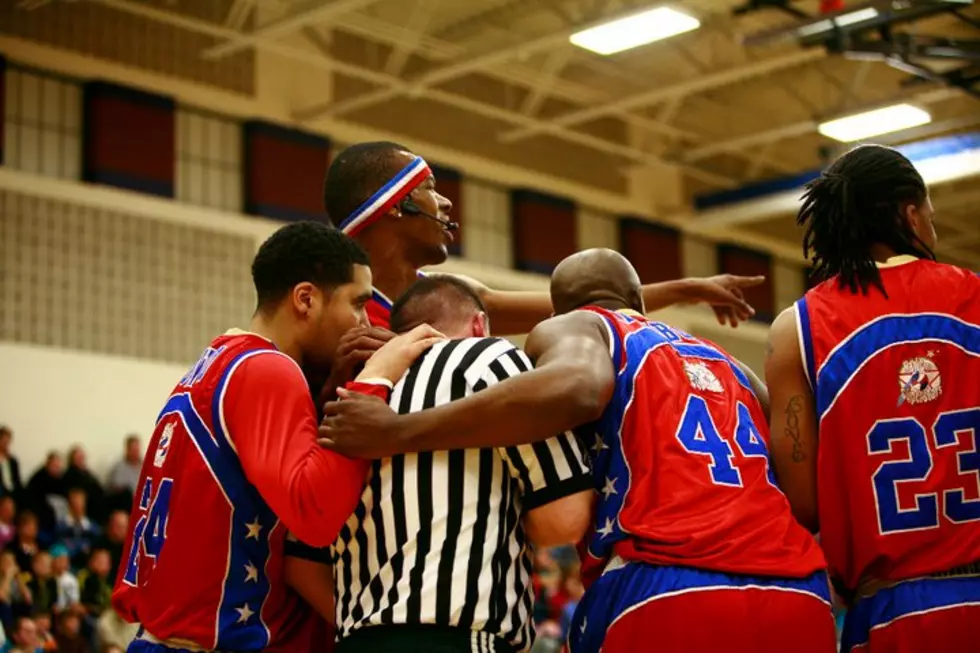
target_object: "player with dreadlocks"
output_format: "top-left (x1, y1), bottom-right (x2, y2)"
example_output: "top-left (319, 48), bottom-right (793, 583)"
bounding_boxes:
top-left (765, 144), bottom-right (980, 653)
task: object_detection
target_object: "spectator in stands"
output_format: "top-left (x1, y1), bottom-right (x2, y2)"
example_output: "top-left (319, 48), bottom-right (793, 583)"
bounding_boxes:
top-left (53, 612), bottom-right (89, 653)
top-left (92, 512), bottom-right (125, 582)
top-left (105, 436), bottom-right (140, 514)
top-left (0, 497), bottom-right (16, 550)
top-left (24, 554), bottom-right (57, 616)
top-left (25, 454), bottom-right (65, 535)
top-left (95, 608), bottom-right (137, 651)
top-left (57, 489), bottom-right (100, 569)
top-left (63, 448), bottom-right (104, 525)
top-left (0, 551), bottom-right (28, 631)
top-left (558, 572), bottom-right (585, 642)
top-left (29, 613), bottom-right (54, 652)
top-left (77, 550), bottom-right (111, 620)
top-left (10, 513), bottom-right (44, 573)
top-left (48, 546), bottom-right (79, 615)
top-left (0, 429), bottom-right (23, 501)
top-left (2, 616), bottom-right (41, 653)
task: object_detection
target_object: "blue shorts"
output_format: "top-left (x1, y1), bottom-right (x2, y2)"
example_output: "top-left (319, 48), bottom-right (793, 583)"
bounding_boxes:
top-left (567, 561), bottom-right (836, 653)
top-left (842, 575), bottom-right (980, 653)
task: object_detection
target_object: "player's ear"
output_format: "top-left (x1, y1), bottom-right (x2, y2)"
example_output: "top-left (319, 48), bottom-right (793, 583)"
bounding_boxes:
top-left (292, 282), bottom-right (317, 317)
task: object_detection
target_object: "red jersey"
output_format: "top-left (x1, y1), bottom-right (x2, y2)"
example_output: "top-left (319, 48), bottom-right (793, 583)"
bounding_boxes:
top-left (366, 288), bottom-right (394, 329)
top-left (113, 332), bottom-right (369, 651)
top-left (796, 256), bottom-right (980, 592)
top-left (577, 307), bottom-right (825, 585)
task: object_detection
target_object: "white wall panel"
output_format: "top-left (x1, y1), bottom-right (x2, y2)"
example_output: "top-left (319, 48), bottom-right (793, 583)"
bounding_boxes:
top-left (462, 178), bottom-right (512, 269)
top-left (682, 236), bottom-right (718, 278)
top-left (774, 259), bottom-right (806, 314)
top-left (175, 108), bottom-right (243, 212)
top-left (576, 207), bottom-right (618, 251)
top-left (3, 67), bottom-right (80, 181)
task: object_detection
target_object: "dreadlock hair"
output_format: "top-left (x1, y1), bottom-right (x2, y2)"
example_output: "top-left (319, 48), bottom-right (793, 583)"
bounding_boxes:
top-left (797, 144), bottom-right (935, 296)
top-left (323, 141), bottom-right (413, 226)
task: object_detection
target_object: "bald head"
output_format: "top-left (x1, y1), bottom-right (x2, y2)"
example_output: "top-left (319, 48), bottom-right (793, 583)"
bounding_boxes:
top-left (550, 248), bottom-right (644, 316)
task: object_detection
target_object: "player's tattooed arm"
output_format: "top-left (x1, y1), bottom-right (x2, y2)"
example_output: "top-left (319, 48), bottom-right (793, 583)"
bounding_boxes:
top-left (784, 394), bottom-right (807, 463)
top-left (765, 307), bottom-right (820, 533)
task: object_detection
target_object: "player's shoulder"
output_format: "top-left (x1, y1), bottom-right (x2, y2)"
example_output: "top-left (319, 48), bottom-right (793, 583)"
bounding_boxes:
top-left (221, 346), bottom-right (305, 391)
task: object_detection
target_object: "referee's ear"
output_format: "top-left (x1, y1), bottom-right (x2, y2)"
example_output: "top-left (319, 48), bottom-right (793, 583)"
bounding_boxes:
top-left (471, 312), bottom-right (490, 338)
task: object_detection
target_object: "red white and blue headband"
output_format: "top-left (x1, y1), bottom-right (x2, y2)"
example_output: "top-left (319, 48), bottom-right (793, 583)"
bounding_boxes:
top-left (339, 155), bottom-right (432, 236)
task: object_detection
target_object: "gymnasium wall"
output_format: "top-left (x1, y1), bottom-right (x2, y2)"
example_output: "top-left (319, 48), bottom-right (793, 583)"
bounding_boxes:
top-left (0, 56), bottom-right (795, 475)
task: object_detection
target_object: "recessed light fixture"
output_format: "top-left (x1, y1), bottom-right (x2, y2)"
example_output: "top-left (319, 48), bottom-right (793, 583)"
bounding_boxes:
top-left (818, 104), bottom-right (932, 142)
top-left (569, 7), bottom-right (700, 56)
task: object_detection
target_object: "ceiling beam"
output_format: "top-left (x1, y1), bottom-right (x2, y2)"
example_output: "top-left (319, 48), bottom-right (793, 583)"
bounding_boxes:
top-left (201, 0), bottom-right (382, 60)
top-left (293, 5), bottom-right (696, 122)
top-left (498, 49), bottom-right (827, 142)
top-left (95, 0), bottom-right (735, 188)
top-left (682, 87), bottom-right (966, 162)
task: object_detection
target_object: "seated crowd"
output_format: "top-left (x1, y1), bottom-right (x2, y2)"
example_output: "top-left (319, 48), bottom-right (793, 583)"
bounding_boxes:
top-left (0, 426), bottom-right (141, 653)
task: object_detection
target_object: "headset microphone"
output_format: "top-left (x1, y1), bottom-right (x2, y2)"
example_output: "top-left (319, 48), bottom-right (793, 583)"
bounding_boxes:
top-left (400, 199), bottom-right (459, 231)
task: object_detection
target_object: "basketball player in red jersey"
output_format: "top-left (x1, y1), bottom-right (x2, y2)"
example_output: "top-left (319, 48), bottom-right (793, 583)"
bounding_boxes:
top-left (322, 249), bottom-right (836, 653)
top-left (114, 222), bottom-right (441, 653)
top-left (765, 144), bottom-right (980, 653)
top-left (324, 142), bottom-right (766, 336)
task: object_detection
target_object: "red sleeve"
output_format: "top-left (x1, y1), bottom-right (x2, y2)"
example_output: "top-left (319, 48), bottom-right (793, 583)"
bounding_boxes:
top-left (222, 352), bottom-right (369, 547)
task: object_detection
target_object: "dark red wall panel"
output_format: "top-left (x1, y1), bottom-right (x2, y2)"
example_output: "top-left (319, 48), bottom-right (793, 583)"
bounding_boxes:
top-left (511, 190), bottom-right (577, 274)
top-left (83, 81), bottom-right (175, 197)
top-left (0, 56), bottom-right (6, 166)
top-left (619, 218), bottom-right (682, 283)
top-left (718, 245), bottom-right (775, 322)
top-left (430, 163), bottom-right (462, 256)
top-left (244, 121), bottom-right (330, 223)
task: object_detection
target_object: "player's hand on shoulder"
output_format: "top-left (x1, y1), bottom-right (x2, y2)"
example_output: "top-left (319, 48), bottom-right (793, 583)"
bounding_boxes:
top-left (356, 324), bottom-right (446, 385)
top-left (319, 389), bottom-right (402, 459)
top-left (318, 327), bottom-right (395, 405)
top-left (689, 274), bottom-right (764, 328)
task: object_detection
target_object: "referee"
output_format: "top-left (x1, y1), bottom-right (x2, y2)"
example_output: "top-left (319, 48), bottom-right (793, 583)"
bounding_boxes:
top-left (287, 275), bottom-right (593, 653)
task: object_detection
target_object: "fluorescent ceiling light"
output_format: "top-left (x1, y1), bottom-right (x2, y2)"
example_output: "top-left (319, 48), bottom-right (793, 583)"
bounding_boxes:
top-left (835, 7), bottom-right (879, 27)
top-left (818, 104), bottom-right (932, 142)
top-left (797, 7), bottom-right (878, 37)
top-left (569, 7), bottom-right (700, 55)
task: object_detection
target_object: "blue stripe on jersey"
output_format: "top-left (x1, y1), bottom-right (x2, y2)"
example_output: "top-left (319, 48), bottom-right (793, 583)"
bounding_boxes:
top-left (795, 297), bottom-right (818, 393)
top-left (156, 391), bottom-right (274, 649)
top-left (207, 350), bottom-right (281, 650)
top-left (586, 325), bottom-right (671, 562)
top-left (817, 314), bottom-right (980, 420)
top-left (568, 563), bottom-right (832, 653)
top-left (842, 576), bottom-right (980, 652)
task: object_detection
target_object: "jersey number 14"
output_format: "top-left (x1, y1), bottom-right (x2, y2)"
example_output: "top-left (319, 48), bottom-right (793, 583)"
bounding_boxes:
top-left (121, 477), bottom-right (174, 586)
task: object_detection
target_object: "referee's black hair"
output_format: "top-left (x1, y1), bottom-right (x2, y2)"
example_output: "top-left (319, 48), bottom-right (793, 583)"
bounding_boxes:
top-left (251, 221), bottom-right (369, 311)
top-left (390, 275), bottom-right (487, 334)
top-left (323, 141), bottom-right (413, 226)
top-left (798, 144), bottom-right (934, 295)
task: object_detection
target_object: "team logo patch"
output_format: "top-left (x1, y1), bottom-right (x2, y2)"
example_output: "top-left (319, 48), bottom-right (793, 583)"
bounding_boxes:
top-left (153, 422), bottom-right (175, 468)
top-left (684, 360), bottom-right (723, 393)
top-left (897, 352), bottom-right (941, 406)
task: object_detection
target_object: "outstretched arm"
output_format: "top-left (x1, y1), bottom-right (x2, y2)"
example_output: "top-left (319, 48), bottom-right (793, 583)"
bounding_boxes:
top-left (765, 306), bottom-right (820, 533)
top-left (454, 273), bottom-right (765, 335)
top-left (319, 312), bottom-right (617, 458)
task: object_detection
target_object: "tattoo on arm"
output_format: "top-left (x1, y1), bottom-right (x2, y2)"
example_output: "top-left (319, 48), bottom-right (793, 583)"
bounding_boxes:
top-left (784, 395), bottom-right (806, 463)
top-left (765, 334), bottom-right (775, 360)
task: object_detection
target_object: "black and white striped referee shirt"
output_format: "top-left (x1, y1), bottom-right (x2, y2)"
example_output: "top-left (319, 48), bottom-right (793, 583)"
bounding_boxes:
top-left (330, 337), bottom-right (591, 651)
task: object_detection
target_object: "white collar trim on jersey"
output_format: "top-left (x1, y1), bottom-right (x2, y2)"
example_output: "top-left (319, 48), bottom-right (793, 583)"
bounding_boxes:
top-left (876, 255), bottom-right (920, 269)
